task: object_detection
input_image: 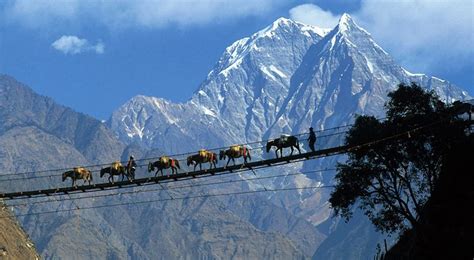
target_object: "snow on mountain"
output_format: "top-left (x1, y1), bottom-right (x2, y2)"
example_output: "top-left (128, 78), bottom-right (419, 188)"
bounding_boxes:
top-left (109, 95), bottom-right (239, 153)
top-left (109, 14), bottom-right (471, 226)
top-left (110, 17), bottom-right (327, 151)
top-left (111, 14), bottom-right (469, 150)
top-left (264, 13), bottom-right (470, 137)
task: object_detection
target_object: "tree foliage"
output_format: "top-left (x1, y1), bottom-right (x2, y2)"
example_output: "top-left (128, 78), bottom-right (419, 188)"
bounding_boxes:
top-left (329, 83), bottom-right (469, 233)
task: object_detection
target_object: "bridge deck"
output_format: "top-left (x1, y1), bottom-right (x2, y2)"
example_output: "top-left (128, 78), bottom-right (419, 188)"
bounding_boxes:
top-left (0, 145), bottom-right (349, 200)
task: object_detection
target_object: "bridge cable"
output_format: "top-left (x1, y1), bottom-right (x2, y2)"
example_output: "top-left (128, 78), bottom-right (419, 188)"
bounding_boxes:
top-left (3, 185), bottom-right (335, 219)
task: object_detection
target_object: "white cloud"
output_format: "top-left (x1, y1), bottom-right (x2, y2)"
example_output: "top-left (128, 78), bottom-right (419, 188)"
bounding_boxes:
top-left (3, 0), bottom-right (283, 29)
top-left (51, 36), bottom-right (104, 55)
top-left (94, 41), bottom-right (105, 54)
top-left (289, 4), bottom-right (339, 29)
top-left (288, 1), bottom-right (473, 78)
top-left (4, 0), bottom-right (79, 28)
top-left (354, 0), bottom-right (474, 72)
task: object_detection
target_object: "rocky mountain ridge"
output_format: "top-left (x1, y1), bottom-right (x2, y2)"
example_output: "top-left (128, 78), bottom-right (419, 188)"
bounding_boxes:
top-left (0, 75), bottom-right (318, 259)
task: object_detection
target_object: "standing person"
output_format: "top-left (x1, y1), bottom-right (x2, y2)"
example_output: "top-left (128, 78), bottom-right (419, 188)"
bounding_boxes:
top-left (127, 155), bottom-right (137, 180)
top-left (308, 127), bottom-right (316, 152)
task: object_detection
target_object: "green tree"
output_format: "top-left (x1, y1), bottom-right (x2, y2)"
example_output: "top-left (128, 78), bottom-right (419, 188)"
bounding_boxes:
top-left (329, 83), bottom-right (468, 233)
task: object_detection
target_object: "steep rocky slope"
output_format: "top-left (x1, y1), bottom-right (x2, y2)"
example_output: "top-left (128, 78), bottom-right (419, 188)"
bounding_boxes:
top-left (0, 201), bottom-right (40, 260)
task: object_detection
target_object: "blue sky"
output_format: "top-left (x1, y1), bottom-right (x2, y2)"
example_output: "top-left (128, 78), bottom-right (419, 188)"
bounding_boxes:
top-left (1, 0), bottom-right (472, 120)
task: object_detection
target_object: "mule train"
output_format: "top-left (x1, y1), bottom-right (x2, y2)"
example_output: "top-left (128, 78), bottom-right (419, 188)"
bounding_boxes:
top-left (62, 134), bottom-right (304, 186)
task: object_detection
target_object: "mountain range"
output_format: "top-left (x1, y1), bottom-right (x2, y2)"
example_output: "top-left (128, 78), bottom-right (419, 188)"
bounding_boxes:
top-left (0, 13), bottom-right (470, 259)
top-left (110, 14), bottom-right (469, 151)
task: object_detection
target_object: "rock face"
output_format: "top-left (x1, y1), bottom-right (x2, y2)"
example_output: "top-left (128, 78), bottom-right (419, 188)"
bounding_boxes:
top-left (0, 75), bottom-right (125, 165)
top-left (0, 201), bottom-right (40, 260)
top-left (108, 14), bottom-right (471, 259)
top-left (312, 209), bottom-right (387, 260)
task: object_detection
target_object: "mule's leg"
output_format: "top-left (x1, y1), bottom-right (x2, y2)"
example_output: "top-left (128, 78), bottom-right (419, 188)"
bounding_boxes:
top-left (226, 158), bottom-right (230, 167)
top-left (290, 146), bottom-right (294, 156)
top-left (232, 157), bottom-right (236, 165)
top-left (275, 149), bottom-right (279, 158)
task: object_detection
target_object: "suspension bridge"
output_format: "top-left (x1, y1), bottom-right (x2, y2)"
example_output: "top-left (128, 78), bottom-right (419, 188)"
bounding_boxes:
top-left (0, 115), bottom-right (470, 218)
top-left (0, 144), bottom-right (348, 200)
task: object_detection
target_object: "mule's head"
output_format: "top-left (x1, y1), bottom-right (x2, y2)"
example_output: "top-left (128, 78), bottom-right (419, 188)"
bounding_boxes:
top-left (266, 140), bottom-right (273, 153)
top-left (246, 147), bottom-right (252, 160)
top-left (88, 170), bottom-right (93, 181)
top-left (62, 172), bottom-right (68, 182)
top-left (174, 160), bottom-right (181, 169)
top-left (186, 156), bottom-right (194, 166)
top-left (219, 150), bottom-right (225, 160)
top-left (100, 168), bottom-right (106, 178)
top-left (148, 162), bottom-right (154, 172)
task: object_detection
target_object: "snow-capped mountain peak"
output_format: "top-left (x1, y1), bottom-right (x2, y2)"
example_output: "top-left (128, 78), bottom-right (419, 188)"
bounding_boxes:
top-left (258, 17), bottom-right (330, 39)
top-left (210, 17), bottom-right (326, 80)
top-left (338, 13), bottom-right (357, 32)
top-left (110, 16), bottom-right (470, 150)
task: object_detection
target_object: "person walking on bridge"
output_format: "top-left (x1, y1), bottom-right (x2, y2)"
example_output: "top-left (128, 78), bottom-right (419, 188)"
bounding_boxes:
top-left (127, 155), bottom-right (137, 180)
top-left (308, 127), bottom-right (316, 152)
